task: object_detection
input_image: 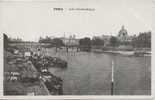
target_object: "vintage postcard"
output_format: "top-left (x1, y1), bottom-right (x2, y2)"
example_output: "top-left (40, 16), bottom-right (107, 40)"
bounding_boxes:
top-left (0, 0), bottom-right (154, 99)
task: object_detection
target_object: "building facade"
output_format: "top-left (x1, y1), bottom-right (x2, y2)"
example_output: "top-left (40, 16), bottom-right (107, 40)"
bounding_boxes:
top-left (117, 25), bottom-right (132, 42)
top-left (60, 35), bottom-right (79, 46)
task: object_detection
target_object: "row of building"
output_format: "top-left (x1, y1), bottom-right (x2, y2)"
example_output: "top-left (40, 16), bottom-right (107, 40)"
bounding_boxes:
top-left (8, 25), bottom-right (135, 48)
top-left (59, 25), bottom-right (135, 46)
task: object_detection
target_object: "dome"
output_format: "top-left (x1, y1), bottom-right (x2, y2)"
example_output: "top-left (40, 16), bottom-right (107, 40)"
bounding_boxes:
top-left (118, 25), bottom-right (128, 37)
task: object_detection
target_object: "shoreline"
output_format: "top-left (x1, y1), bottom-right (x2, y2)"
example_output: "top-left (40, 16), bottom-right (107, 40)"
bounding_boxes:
top-left (91, 49), bottom-right (151, 57)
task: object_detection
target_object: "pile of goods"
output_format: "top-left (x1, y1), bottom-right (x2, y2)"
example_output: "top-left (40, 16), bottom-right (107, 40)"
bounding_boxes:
top-left (31, 56), bottom-right (67, 71)
top-left (40, 71), bottom-right (63, 95)
top-left (30, 56), bottom-right (66, 95)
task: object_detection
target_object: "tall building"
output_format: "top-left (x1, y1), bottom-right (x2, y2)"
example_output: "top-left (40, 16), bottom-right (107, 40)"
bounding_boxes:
top-left (101, 35), bottom-right (111, 46)
top-left (118, 25), bottom-right (132, 42)
top-left (60, 34), bottom-right (79, 46)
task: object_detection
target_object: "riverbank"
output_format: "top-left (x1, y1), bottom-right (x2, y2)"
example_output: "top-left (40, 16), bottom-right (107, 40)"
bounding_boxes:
top-left (102, 50), bottom-right (151, 56)
top-left (4, 45), bottom-right (64, 95)
top-left (91, 48), bottom-right (151, 56)
top-left (4, 50), bottom-right (50, 95)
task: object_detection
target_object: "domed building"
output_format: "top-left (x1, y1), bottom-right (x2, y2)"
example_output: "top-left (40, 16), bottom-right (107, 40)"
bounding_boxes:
top-left (117, 25), bottom-right (132, 43)
top-left (118, 25), bottom-right (128, 42)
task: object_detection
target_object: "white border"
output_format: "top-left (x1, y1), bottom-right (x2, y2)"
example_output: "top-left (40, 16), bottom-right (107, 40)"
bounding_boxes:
top-left (0, 0), bottom-right (154, 99)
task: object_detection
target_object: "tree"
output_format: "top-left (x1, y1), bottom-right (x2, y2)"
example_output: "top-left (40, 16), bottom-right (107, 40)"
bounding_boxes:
top-left (110, 36), bottom-right (119, 47)
top-left (79, 37), bottom-right (91, 46)
top-left (79, 37), bottom-right (91, 51)
top-left (51, 38), bottom-right (64, 47)
top-left (92, 37), bottom-right (104, 46)
top-left (4, 33), bottom-right (9, 49)
top-left (132, 31), bottom-right (151, 48)
top-left (39, 36), bottom-right (52, 43)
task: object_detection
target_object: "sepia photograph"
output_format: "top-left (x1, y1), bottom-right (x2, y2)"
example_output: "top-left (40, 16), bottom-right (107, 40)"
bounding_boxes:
top-left (0, 0), bottom-right (152, 96)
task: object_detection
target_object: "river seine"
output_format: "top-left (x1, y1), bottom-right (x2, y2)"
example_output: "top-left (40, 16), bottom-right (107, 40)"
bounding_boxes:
top-left (46, 48), bottom-right (151, 95)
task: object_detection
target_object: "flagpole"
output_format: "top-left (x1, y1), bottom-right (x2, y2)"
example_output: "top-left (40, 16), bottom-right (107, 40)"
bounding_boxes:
top-left (111, 60), bottom-right (114, 95)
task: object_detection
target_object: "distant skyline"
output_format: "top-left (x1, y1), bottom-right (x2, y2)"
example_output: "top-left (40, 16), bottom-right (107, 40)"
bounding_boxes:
top-left (0, 0), bottom-right (153, 41)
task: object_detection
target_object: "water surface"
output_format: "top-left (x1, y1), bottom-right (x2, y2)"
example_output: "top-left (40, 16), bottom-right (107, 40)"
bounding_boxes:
top-left (46, 48), bottom-right (151, 95)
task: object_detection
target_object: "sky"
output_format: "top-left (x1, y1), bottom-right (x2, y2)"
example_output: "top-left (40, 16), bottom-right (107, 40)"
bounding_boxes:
top-left (0, 0), bottom-right (154, 41)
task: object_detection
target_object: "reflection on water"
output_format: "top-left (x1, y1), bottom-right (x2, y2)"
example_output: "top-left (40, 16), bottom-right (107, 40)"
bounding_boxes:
top-left (46, 48), bottom-right (151, 95)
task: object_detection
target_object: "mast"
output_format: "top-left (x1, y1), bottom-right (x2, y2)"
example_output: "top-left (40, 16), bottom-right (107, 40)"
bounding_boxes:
top-left (111, 60), bottom-right (114, 95)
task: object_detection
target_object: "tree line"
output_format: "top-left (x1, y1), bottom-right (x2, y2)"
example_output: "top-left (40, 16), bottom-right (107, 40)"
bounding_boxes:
top-left (38, 31), bottom-right (151, 48)
top-left (79, 31), bottom-right (151, 48)
top-left (4, 31), bottom-right (151, 50)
